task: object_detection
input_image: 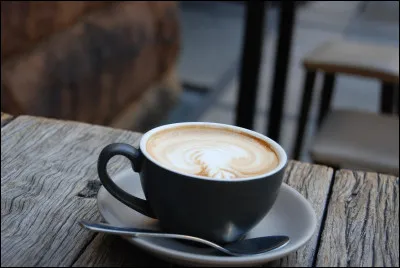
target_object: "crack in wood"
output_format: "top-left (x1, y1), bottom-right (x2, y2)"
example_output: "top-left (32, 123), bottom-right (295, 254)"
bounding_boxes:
top-left (76, 180), bottom-right (102, 198)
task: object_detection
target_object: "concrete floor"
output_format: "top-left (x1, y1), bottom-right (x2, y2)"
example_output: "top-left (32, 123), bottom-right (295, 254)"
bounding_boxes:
top-left (167, 1), bottom-right (399, 162)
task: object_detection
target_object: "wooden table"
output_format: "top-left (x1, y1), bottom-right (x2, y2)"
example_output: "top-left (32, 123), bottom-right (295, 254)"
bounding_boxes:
top-left (1, 115), bottom-right (399, 267)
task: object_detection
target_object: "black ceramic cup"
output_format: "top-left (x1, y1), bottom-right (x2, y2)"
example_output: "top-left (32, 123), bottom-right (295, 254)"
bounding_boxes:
top-left (97, 122), bottom-right (287, 244)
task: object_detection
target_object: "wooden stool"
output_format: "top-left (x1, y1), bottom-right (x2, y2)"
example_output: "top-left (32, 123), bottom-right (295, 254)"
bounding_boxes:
top-left (292, 40), bottom-right (399, 161)
top-left (310, 109), bottom-right (399, 176)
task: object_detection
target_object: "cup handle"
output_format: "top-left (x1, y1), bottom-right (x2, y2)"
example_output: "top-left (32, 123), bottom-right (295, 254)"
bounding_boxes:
top-left (97, 143), bottom-right (156, 219)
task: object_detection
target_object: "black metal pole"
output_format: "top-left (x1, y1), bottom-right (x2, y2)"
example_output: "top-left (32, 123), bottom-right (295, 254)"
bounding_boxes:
top-left (235, 1), bottom-right (266, 130)
top-left (267, 1), bottom-right (296, 142)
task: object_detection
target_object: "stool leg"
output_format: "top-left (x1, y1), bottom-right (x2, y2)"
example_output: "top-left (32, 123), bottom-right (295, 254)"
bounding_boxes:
top-left (317, 73), bottom-right (336, 128)
top-left (380, 82), bottom-right (394, 114)
top-left (394, 84), bottom-right (399, 116)
top-left (292, 71), bottom-right (317, 160)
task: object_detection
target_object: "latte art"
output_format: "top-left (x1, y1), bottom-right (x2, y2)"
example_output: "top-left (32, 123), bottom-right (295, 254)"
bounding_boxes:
top-left (146, 126), bottom-right (279, 179)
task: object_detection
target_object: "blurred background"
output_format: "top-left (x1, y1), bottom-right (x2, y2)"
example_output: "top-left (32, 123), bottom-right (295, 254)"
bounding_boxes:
top-left (1, 1), bottom-right (399, 174)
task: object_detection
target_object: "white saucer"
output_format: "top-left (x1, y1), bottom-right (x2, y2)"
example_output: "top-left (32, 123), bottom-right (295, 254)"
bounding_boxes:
top-left (97, 169), bottom-right (317, 267)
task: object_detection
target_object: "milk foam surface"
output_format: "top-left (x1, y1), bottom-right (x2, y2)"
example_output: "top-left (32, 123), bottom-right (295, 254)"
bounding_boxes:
top-left (146, 126), bottom-right (279, 179)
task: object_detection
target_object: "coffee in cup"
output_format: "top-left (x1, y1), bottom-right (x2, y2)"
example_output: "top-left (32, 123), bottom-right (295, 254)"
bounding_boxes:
top-left (146, 125), bottom-right (279, 179)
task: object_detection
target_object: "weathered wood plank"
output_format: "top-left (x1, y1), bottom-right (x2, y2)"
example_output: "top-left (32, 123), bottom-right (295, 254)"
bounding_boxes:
top-left (72, 233), bottom-right (173, 267)
top-left (265, 161), bottom-right (334, 267)
top-left (73, 161), bottom-right (334, 267)
top-left (0, 115), bottom-right (146, 267)
top-left (316, 170), bottom-right (399, 267)
top-left (1, 112), bottom-right (14, 127)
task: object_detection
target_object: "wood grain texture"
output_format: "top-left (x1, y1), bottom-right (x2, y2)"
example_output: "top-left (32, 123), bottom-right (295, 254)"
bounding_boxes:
top-left (1, 116), bottom-right (144, 267)
top-left (1, 112), bottom-right (14, 127)
top-left (73, 161), bottom-right (334, 267)
top-left (265, 161), bottom-right (334, 267)
top-left (316, 170), bottom-right (399, 267)
top-left (72, 233), bottom-right (173, 267)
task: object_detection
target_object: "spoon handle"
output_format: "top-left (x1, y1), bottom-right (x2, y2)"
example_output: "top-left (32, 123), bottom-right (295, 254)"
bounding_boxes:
top-left (79, 220), bottom-right (214, 242)
top-left (79, 220), bottom-right (234, 255)
top-left (80, 221), bottom-right (164, 235)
